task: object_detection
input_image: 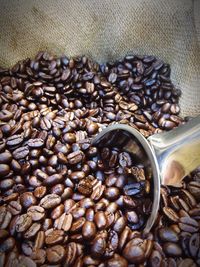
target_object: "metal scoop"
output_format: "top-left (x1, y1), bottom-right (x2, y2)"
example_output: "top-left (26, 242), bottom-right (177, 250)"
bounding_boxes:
top-left (92, 116), bottom-right (200, 233)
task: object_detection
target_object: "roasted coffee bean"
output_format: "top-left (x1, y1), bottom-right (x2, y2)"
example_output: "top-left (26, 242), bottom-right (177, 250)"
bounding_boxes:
top-left (0, 164), bottom-right (10, 176)
top-left (35, 231), bottom-right (45, 249)
top-left (70, 171), bottom-right (86, 180)
top-left (51, 204), bottom-right (64, 219)
top-left (20, 192), bottom-right (37, 209)
top-left (163, 207), bottom-right (179, 222)
top-left (104, 187), bottom-right (120, 200)
top-left (40, 194), bottom-right (61, 209)
top-left (113, 216), bottom-right (127, 233)
top-left (63, 133), bottom-right (76, 144)
top-left (43, 173), bottom-right (63, 186)
top-left (70, 217), bottom-right (86, 233)
top-left (189, 233), bottom-right (200, 258)
top-left (67, 150), bottom-right (85, 164)
top-left (77, 179), bottom-right (93, 195)
top-left (158, 227), bottom-right (179, 242)
top-left (163, 242), bottom-right (182, 256)
top-left (123, 238), bottom-right (146, 264)
top-left (34, 186), bottom-right (47, 198)
top-left (82, 221), bottom-right (97, 240)
top-left (0, 110), bottom-right (13, 121)
top-left (24, 222), bottom-right (41, 239)
top-left (91, 183), bottom-right (105, 201)
top-left (13, 146), bottom-right (29, 160)
top-left (7, 201), bottom-right (22, 215)
top-left (91, 233), bottom-right (106, 258)
top-left (27, 206), bottom-right (45, 221)
top-left (123, 182), bottom-right (144, 196)
top-left (178, 216), bottom-right (199, 233)
top-left (56, 213), bottom-right (73, 232)
top-left (0, 178), bottom-right (14, 190)
top-left (15, 214), bottom-right (32, 233)
top-left (0, 151), bottom-right (12, 163)
top-left (87, 122), bottom-right (99, 135)
top-left (46, 245), bottom-right (65, 264)
top-left (94, 211), bottom-right (107, 230)
top-left (45, 229), bottom-right (64, 245)
top-left (15, 255), bottom-right (37, 267)
top-left (126, 211), bottom-right (138, 224)
top-left (31, 248), bottom-right (46, 265)
top-left (6, 134), bottom-right (23, 146)
top-left (0, 207), bottom-right (12, 229)
top-left (65, 242), bottom-right (78, 266)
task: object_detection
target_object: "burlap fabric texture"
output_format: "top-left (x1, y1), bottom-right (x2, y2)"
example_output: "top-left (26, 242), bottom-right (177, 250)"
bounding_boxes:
top-left (0, 0), bottom-right (199, 116)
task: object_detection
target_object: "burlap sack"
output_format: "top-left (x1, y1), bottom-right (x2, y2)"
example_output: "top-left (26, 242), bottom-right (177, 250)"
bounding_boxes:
top-left (0, 0), bottom-right (199, 116)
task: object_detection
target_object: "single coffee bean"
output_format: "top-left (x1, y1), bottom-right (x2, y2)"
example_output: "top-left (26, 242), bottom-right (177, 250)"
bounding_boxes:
top-left (20, 192), bottom-right (37, 209)
top-left (35, 231), bottom-right (45, 249)
top-left (24, 222), bottom-right (41, 239)
top-left (40, 194), bottom-right (61, 209)
top-left (51, 204), bottom-right (64, 219)
top-left (28, 138), bottom-right (44, 148)
top-left (104, 187), bottom-right (120, 201)
top-left (7, 201), bottom-right (22, 215)
top-left (34, 186), bottom-right (47, 198)
top-left (70, 171), bottom-right (86, 180)
top-left (179, 216), bottom-right (199, 233)
top-left (94, 211), bottom-right (107, 230)
top-left (158, 227), bottom-right (179, 242)
top-left (82, 221), bottom-right (97, 240)
top-left (43, 173), bottom-right (63, 186)
top-left (65, 242), bottom-right (78, 266)
top-left (0, 207), bottom-right (12, 229)
top-left (0, 164), bottom-right (10, 176)
top-left (46, 245), bottom-right (65, 264)
top-left (123, 239), bottom-right (146, 264)
top-left (77, 179), bottom-right (93, 196)
top-left (67, 150), bottom-right (85, 164)
top-left (113, 216), bottom-right (127, 233)
top-left (56, 213), bottom-right (73, 232)
top-left (91, 234), bottom-right (106, 258)
top-left (31, 248), bottom-right (46, 265)
top-left (0, 178), bottom-right (14, 190)
top-left (15, 214), bottom-right (32, 233)
top-left (45, 229), bottom-right (64, 245)
top-left (70, 217), bottom-right (86, 233)
top-left (13, 146), bottom-right (29, 160)
top-left (126, 211), bottom-right (139, 224)
top-left (0, 151), bottom-right (12, 163)
top-left (27, 206), bottom-right (45, 221)
top-left (6, 134), bottom-right (23, 146)
top-left (163, 242), bottom-right (182, 256)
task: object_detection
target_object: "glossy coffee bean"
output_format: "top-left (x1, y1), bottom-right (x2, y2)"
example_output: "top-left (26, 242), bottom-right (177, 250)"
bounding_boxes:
top-left (82, 221), bottom-right (97, 240)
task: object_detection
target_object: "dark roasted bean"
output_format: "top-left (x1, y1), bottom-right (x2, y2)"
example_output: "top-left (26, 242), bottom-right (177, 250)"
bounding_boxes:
top-left (82, 221), bottom-right (97, 240)
top-left (40, 194), bottom-right (61, 209)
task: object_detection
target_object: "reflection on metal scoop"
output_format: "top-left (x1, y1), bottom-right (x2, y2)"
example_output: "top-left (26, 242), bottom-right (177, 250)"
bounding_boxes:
top-left (92, 116), bottom-right (200, 233)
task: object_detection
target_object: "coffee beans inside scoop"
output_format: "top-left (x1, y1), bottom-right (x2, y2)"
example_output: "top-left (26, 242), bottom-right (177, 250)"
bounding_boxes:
top-left (0, 52), bottom-right (199, 266)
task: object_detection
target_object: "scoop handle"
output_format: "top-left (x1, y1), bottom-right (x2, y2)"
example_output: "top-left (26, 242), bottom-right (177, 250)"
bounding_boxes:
top-left (148, 116), bottom-right (200, 187)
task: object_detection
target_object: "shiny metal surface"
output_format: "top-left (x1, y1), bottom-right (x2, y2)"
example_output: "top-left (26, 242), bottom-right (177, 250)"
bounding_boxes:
top-left (92, 116), bottom-right (200, 232)
top-left (148, 116), bottom-right (200, 187)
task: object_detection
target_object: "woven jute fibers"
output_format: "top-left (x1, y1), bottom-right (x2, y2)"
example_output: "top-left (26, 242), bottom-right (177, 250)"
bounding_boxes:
top-left (0, 0), bottom-right (199, 116)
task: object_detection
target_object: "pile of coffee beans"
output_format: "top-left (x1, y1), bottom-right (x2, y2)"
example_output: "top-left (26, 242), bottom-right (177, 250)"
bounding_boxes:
top-left (0, 52), bottom-right (199, 266)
